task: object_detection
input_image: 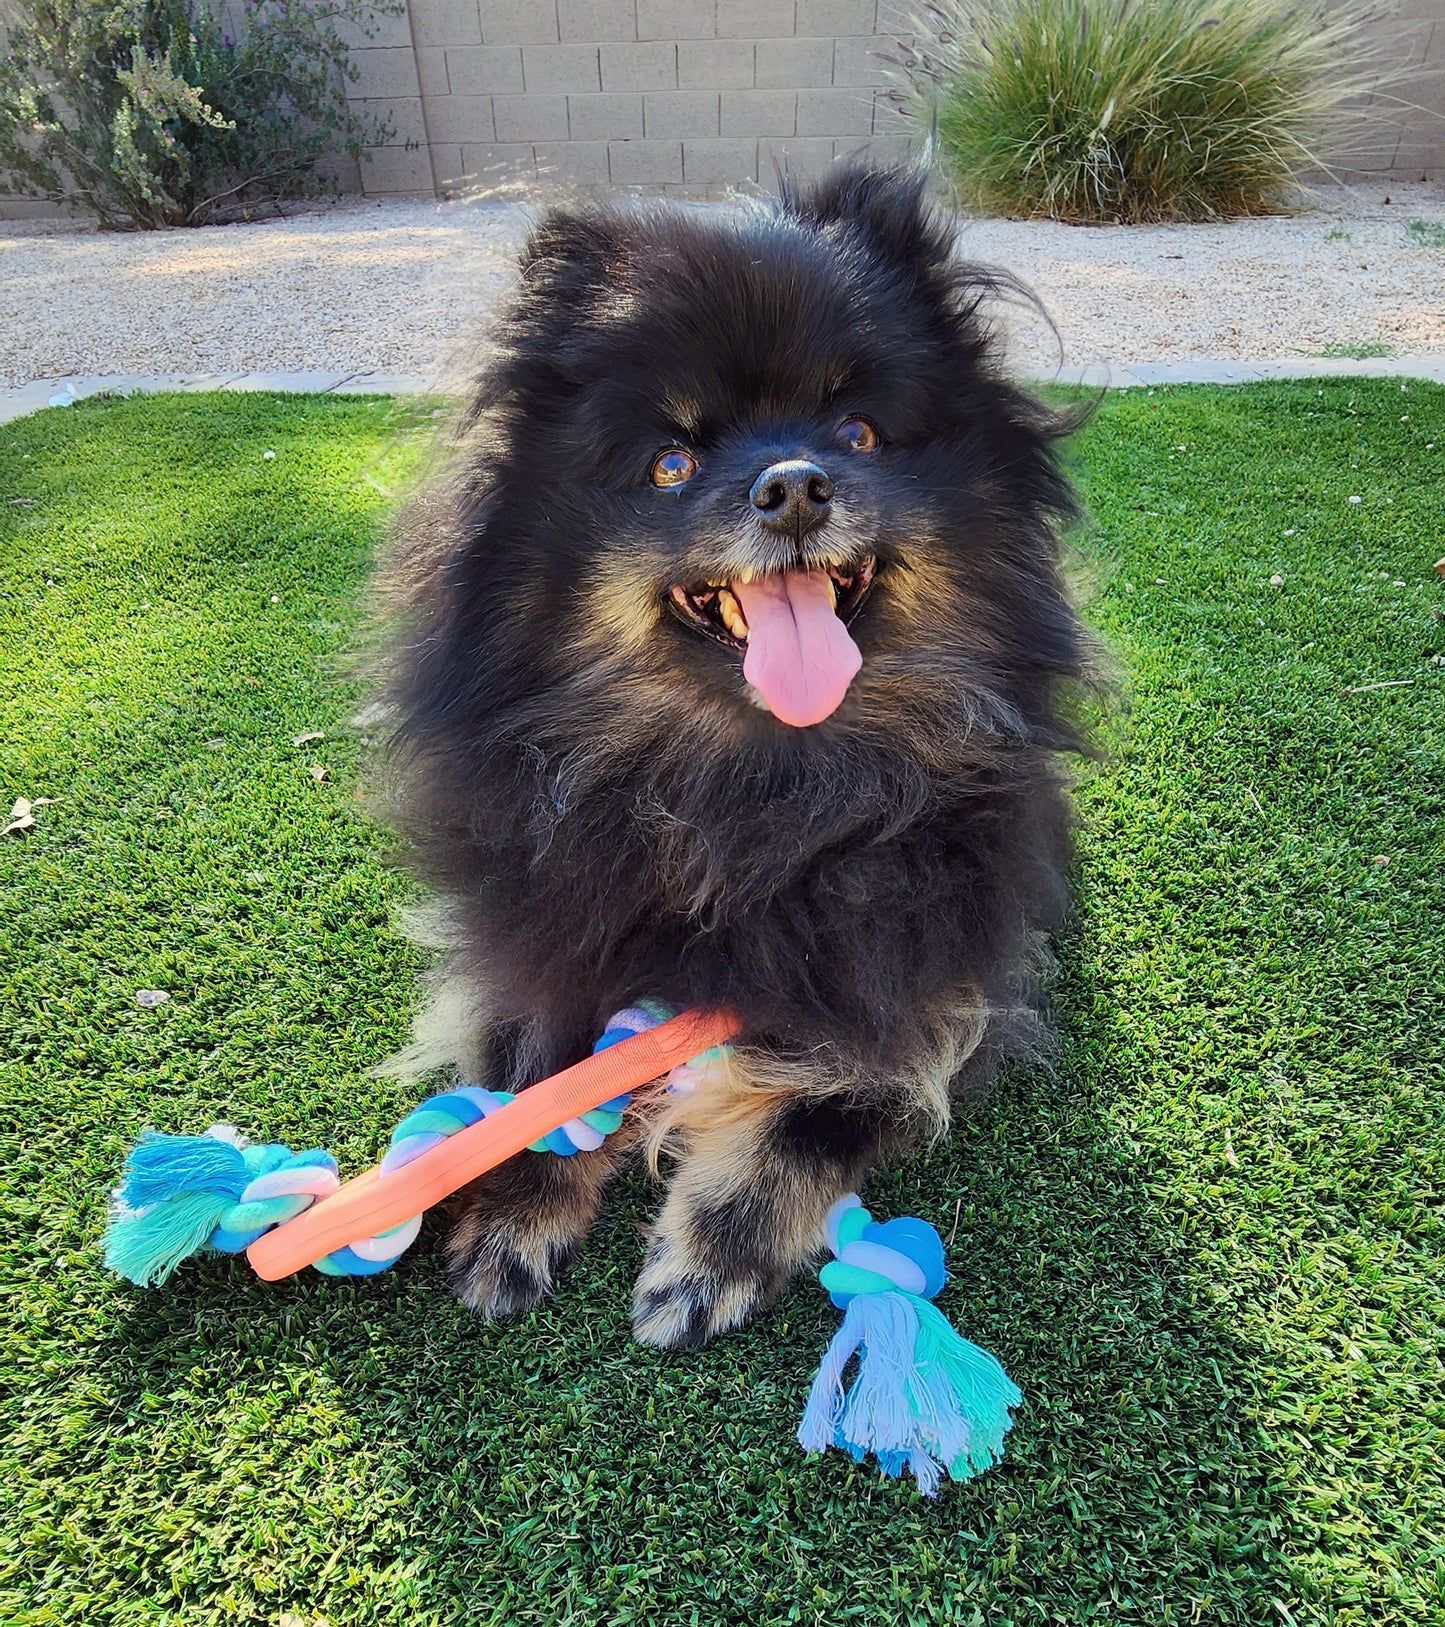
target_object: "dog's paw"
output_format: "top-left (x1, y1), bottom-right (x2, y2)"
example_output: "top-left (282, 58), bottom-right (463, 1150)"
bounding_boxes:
top-left (630, 1235), bottom-right (779, 1349)
top-left (445, 1209), bottom-right (575, 1321)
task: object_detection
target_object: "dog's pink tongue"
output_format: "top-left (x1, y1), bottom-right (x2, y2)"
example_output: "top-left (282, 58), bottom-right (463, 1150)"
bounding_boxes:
top-left (733, 568), bottom-right (862, 727)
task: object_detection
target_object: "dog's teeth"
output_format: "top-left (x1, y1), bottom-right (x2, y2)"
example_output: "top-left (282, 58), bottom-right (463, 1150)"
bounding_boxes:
top-left (734, 567), bottom-right (754, 586)
top-left (826, 576), bottom-right (838, 610)
top-left (716, 588), bottom-right (748, 641)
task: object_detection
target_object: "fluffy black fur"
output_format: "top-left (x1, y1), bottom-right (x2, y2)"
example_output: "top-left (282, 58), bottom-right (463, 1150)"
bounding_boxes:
top-left (381, 165), bottom-right (1091, 1342)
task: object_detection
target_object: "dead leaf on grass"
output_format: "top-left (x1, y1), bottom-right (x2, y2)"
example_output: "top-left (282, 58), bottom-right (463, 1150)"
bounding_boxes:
top-left (3, 795), bottom-right (56, 836)
top-left (308, 764), bottom-right (329, 782)
top-left (292, 730), bottom-right (325, 747)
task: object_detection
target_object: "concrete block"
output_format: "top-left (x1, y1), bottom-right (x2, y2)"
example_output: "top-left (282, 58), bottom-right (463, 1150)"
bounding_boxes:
top-left (1391, 139), bottom-right (1442, 179)
top-left (355, 96), bottom-right (429, 147)
top-left (559, 0), bottom-right (638, 40)
top-left (409, 0), bottom-right (483, 48)
top-left (644, 89), bottom-right (720, 136)
top-left (480, 0), bottom-right (560, 42)
top-left (493, 92), bottom-right (570, 140)
top-left (426, 95), bottom-right (498, 143)
top-left (460, 141), bottom-right (539, 181)
top-left (796, 86), bottom-right (873, 135)
top-left (678, 38), bottom-right (754, 86)
top-left (608, 138), bottom-right (684, 181)
top-left (760, 135), bottom-right (834, 183)
top-left (837, 132), bottom-right (913, 163)
top-left (1394, 15), bottom-right (1436, 66)
top-left (718, 0), bottom-right (791, 36)
top-left (429, 143), bottom-right (468, 186)
top-left (795, 0), bottom-right (873, 34)
top-left (600, 41), bottom-right (678, 91)
top-left (523, 43), bottom-right (603, 90)
top-left (875, 0), bottom-right (916, 31)
top-left (316, 151), bottom-right (364, 193)
top-left (872, 90), bottom-right (912, 134)
top-left (636, 0), bottom-right (716, 38)
top-left (722, 89), bottom-right (796, 136)
top-left (568, 92), bottom-right (645, 139)
top-left (416, 47), bottom-right (452, 96)
top-left (683, 137), bottom-right (758, 184)
top-left (332, 8), bottom-right (415, 49)
top-left (535, 140), bottom-right (613, 181)
top-left (446, 45), bottom-right (525, 94)
top-left (348, 46), bottom-right (422, 99)
top-left (832, 34), bottom-right (894, 87)
top-left (359, 145), bottom-right (437, 193)
top-left (753, 36), bottom-right (833, 87)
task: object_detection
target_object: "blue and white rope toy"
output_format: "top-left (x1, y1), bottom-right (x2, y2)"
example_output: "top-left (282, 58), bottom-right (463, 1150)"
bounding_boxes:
top-left (797, 1194), bottom-right (1023, 1495)
top-left (104, 1002), bottom-right (692, 1284)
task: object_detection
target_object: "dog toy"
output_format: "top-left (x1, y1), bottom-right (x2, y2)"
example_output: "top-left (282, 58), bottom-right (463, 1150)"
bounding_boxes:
top-left (104, 1004), bottom-right (737, 1286)
top-left (797, 1194), bottom-right (1023, 1496)
top-left (105, 1009), bottom-right (1023, 1493)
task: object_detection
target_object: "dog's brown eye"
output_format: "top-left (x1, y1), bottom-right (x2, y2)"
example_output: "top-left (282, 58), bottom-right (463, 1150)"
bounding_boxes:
top-left (652, 448), bottom-right (697, 488)
top-left (838, 418), bottom-right (880, 453)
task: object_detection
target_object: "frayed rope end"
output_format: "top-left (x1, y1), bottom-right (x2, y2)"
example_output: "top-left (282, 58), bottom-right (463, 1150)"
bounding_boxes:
top-left (797, 1195), bottom-right (1022, 1497)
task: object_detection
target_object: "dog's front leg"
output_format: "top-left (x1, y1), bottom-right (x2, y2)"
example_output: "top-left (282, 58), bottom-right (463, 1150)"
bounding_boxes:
top-left (444, 1011), bottom-right (633, 1320)
top-left (631, 1075), bottom-right (889, 1349)
top-left (446, 1132), bottom-right (633, 1319)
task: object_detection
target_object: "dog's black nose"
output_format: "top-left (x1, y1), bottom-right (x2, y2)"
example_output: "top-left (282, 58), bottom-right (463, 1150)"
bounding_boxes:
top-left (749, 459), bottom-right (833, 534)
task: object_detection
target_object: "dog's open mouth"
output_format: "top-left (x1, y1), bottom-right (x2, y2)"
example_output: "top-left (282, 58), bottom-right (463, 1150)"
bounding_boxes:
top-left (667, 558), bottom-right (875, 727)
top-left (667, 557), bottom-right (876, 650)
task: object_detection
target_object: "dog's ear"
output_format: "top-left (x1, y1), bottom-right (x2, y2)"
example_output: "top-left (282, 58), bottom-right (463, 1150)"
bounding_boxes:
top-left (778, 162), bottom-right (952, 276)
top-left (516, 205), bottom-right (636, 305)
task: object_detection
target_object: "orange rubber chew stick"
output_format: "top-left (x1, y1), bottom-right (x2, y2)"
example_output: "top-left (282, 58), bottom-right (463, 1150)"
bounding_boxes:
top-left (246, 1007), bottom-right (740, 1281)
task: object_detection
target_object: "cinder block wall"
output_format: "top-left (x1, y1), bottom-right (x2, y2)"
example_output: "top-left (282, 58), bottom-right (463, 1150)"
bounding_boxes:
top-left (345, 0), bottom-right (918, 197)
top-left (1334, 0), bottom-right (1445, 180)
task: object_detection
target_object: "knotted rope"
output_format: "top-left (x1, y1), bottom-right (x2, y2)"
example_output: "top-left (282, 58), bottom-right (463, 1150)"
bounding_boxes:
top-left (797, 1195), bottom-right (1023, 1496)
top-left (106, 1002), bottom-right (719, 1286)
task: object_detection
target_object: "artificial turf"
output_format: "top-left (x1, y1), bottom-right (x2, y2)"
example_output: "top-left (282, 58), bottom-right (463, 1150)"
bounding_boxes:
top-left (0, 383), bottom-right (1441, 1626)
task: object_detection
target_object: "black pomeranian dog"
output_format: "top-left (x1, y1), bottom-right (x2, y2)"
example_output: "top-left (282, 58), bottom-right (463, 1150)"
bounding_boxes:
top-left (380, 164), bottom-right (1089, 1348)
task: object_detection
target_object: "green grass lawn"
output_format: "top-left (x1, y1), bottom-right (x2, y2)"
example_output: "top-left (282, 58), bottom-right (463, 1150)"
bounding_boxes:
top-left (1, 383), bottom-right (1442, 1626)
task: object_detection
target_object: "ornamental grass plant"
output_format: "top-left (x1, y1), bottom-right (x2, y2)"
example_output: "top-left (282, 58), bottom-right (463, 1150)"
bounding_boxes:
top-left (900, 0), bottom-right (1394, 223)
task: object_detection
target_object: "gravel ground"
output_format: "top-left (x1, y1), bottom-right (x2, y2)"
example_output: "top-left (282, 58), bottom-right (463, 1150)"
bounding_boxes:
top-left (5, 182), bottom-right (1445, 389)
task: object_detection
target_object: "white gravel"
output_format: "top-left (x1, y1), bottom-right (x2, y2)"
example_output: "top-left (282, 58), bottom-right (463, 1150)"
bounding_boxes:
top-left (5, 182), bottom-right (1445, 390)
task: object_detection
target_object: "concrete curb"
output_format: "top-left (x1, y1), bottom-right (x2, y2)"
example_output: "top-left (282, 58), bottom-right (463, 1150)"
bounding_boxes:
top-left (5, 357), bottom-right (1445, 425)
top-left (0, 371), bottom-right (431, 425)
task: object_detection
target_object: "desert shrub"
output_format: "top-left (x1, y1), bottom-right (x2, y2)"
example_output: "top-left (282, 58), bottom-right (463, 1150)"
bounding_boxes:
top-left (899, 0), bottom-right (1388, 223)
top-left (0, 0), bottom-right (402, 227)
